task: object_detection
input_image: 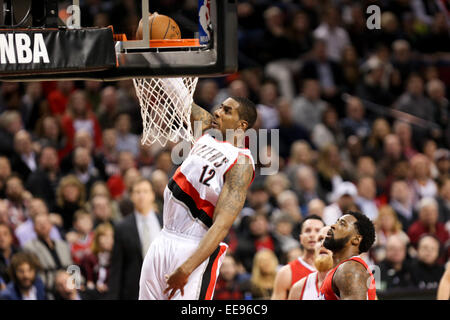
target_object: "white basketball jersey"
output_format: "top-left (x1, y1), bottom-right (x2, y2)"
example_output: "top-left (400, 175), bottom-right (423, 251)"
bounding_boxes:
top-left (163, 133), bottom-right (255, 239)
top-left (300, 271), bottom-right (320, 300)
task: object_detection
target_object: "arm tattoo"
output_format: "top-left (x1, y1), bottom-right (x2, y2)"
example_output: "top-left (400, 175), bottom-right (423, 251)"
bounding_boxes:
top-left (191, 102), bottom-right (214, 133)
top-left (214, 156), bottom-right (253, 224)
top-left (334, 260), bottom-right (371, 300)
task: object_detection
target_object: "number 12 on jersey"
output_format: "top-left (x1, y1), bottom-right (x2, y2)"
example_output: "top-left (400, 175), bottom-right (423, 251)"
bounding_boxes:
top-left (199, 165), bottom-right (216, 186)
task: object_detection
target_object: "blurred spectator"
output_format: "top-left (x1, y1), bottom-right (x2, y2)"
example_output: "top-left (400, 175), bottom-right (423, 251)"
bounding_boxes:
top-left (23, 212), bottom-right (72, 292)
top-left (107, 178), bottom-right (161, 300)
top-left (284, 141), bottom-right (314, 186)
top-left (264, 172), bottom-right (290, 209)
top-left (378, 234), bottom-right (414, 292)
top-left (418, 12), bottom-right (450, 54)
top-left (311, 106), bottom-right (345, 150)
top-left (434, 149), bottom-right (450, 182)
top-left (51, 269), bottom-right (87, 300)
top-left (195, 80), bottom-right (219, 112)
top-left (97, 86), bottom-right (119, 129)
top-left (393, 121), bottom-right (418, 160)
top-left (276, 98), bottom-right (310, 159)
top-left (340, 97), bottom-right (370, 140)
top-left (14, 198), bottom-right (62, 248)
top-left (437, 178), bottom-right (450, 224)
top-left (214, 253), bottom-right (246, 300)
top-left (291, 79), bottom-right (327, 132)
top-left (70, 147), bottom-right (101, 195)
top-left (390, 180), bottom-right (416, 231)
top-left (408, 197), bottom-right (449, 248)
top-left (409, 153), bottom-right (438, 204)
top-left (60, 90), bottom-right (102, 158)
top-left (235, 213), bottom-right (282, 273)
top-left (4, 175), bottom-right (28, 230)
top-left (373, 205), bottom-right (410, 260)
top-left (60, 130), bottom-right (106, 179)
top-left (55, 175), bottom-right (86, 232)
top-left (379, 134), bottom-right (407, 180)
top-left (323, 181), bottom-right (357, 226)
top-left (47, 81), bottom-right (74, 116)
top-left (316, 144), bottom-right (345, 194)
top-left (356, 58), bottom-right (394, 109)
top-left (0, 110), bottom-right (22, 157)
top-left (115, 113), bottom-right (140, 157)
top-left (294, 166), bottom-right (326, 210)
top-left (25, 146), bottom-right (61, 211)
top-left (90, 195), bottom-right (116, 228)
top-left (0, 223), bottom-right (20, 288)
top-left (80, 222), bottom-right (114, 299)
top-left (150, 170), bottom-right (168, 216)
top-left (0, 156), bottom-right (11, 198)
top-left (100, 128), bottom-right (119, 178)
top-left (274, 191), bottom-right (302, 236)
top-left (355, 176), bottom-right (379, 221)
top-left (410, 235), bottom-right (445, 289)
top-left (242, 249), bottom-right (279, 300)
top-left (0, 251), bottom-right (46, 300)
top-left (89, 181), bottom-right (122, 224)
top-left (272, 214), bottom-right (299, 254)
top-left (395, 74), bottom-right (435, 125)
top-left (307, 199), bottom-right (326, 218)
top-left (21, 83), bottom-right (44, 131)
top-left (313, 6), bottom-right (350, 62)
top-left (426, 79), bottom-right (449, 146)
top-left (11, 130), bottom-right (38, 182)
top-left (256, 80), bottom-right (280, 130)
top-left (66, 210), bottom-right (94, 265)
top-left (301, 39), bottom-right (343, 103)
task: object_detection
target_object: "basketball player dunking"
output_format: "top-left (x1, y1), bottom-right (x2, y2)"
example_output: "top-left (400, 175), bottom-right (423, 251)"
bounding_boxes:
top-left (271, 216), bottom-right (324, 300)
top-left (319, 211), bottom-right (377, 300)
top-left (139, 98), bottom-right (257, 300)
top-left (288, 226), bottom-right (333, 300)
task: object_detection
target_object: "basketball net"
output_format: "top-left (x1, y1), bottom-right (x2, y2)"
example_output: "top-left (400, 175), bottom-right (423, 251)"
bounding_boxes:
top-left (133, 77), bottom-right (198, 146)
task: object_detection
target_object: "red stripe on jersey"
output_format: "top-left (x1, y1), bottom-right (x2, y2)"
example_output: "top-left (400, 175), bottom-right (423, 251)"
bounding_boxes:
top-left (289, 258), bottom-right (315, 286)
top-left (172, 168), bottom-right (215, 219)
top-left (299, 277), bottom-right (307, 300)
top-left (205, 244), bottom-right (227, 300)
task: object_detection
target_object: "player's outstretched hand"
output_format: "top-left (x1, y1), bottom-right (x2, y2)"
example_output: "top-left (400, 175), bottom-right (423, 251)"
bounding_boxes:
top-left (164, 267), bottom-right (189, 299)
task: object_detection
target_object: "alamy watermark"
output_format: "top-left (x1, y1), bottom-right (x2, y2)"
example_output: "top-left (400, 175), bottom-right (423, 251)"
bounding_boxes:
top-left (170, 120), bottom-right (280, 176)
top-left (366, 5), bottom-right (381, 30)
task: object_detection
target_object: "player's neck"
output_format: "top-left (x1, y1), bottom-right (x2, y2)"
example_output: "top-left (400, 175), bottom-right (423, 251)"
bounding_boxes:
top-left (332, 247), bottom-right (359, 267)
top-left (223, 132), bottom-right (245, 148)
top-left (301, 250), bottom-right (315, 266)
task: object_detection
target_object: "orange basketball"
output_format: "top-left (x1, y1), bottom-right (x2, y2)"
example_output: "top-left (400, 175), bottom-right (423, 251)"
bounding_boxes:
top-left (136, 14), bottom-right (181, 40)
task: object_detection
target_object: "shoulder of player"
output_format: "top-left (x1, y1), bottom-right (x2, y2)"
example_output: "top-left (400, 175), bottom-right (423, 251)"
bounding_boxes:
top-left (333, 259), bottom-right (370, 291)
top-left (224, 155), bottom-right (253, 187)
top-left (274, 264), bottom-right (293, 285)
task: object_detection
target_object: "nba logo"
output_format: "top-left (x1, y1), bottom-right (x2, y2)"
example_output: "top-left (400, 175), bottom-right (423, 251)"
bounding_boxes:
top-left (198, 0), bottom-right (211, 44)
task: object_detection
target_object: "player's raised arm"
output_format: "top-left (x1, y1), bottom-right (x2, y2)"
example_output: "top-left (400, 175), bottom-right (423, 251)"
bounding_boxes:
top-left (333, 260), bottom-right (371, 300)
top-left (164, 155), bottom-right (253, 299)
top-left (190, 102), bottom-right (214, 134)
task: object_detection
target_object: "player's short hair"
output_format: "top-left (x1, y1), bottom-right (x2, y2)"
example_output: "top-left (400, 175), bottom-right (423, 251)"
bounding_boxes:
top-left (231, 96), bottom-right (257, 130)
top-left (347, 211), bottom-right (376, 253)
top-left (299, 214), bottom-right (324, 234)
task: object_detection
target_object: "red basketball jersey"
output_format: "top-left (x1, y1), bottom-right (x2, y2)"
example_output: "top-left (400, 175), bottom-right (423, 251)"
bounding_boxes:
top-left (289, 257), bottom-right (315, 286)
top-left (319, 256), bottom-right (376, 300)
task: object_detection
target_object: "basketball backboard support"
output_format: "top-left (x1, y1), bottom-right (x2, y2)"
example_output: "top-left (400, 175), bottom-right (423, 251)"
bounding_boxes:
top-left (0, 0), bottom-right (238, 81)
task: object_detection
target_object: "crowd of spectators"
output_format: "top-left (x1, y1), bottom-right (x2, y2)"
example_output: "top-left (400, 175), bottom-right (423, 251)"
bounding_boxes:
top-left (0, 0), bottom-right (449, 300)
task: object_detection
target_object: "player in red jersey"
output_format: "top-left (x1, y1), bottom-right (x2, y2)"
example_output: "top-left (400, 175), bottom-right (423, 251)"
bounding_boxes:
top-left (271, 215), bottom-right (324, 299)
top-left (319, 211), bottom-right (377, 300)
top-left (288, 226), bottom-right (333, 300)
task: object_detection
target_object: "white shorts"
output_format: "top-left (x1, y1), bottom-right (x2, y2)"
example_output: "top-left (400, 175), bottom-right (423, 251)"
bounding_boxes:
top-left (139, 228), bottom-right (228, 300)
